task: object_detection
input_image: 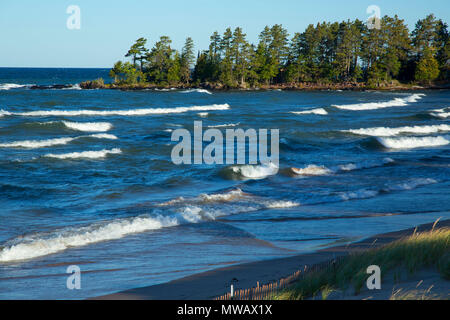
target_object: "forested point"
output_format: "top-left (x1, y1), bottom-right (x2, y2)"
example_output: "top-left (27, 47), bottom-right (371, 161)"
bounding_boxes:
top-left (81, 14), bottom-right (449, 90)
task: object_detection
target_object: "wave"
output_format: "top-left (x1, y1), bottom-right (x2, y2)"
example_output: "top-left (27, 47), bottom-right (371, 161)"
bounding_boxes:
top-left (44, 148), bottom-right (122, 159)
top-left (0, 188), bottom-right (298, 262)
top-left (377, 136), bottom-right (449, 149)
top-left (62, 121), bottom-right (113, 132)
top-left (430, 108), bottom-right (450, 119)
top-left (337, 158), bottom-right (394, 171)
top-left (344, 124), bottom-right (450, 137)
top-left (339, 189), bottom-right (379, 201)
top-left (1, 104), bottom-right (230, 117)
top-left (292, 158), bottom-right (394, 176)
top-left (291, 165), bottom-right (332, 176)
top-left (338, 178), bottom-right (437, 201)
top-left (230, 163), bottom-right (279, 179)
top-left (291, 108), bottom-right (328, 115)
top-left (0, 214), bottom-right (179, 262)
top-left (198, 112), bottom-right (209, 117)
top-left (207, 122), bottom-right (240, 128)
top-left (0, 83), bottom-right (34, 90)
top-left (61, 84), bottom-right (82, 90)
top-left (0, 133), bottom-right (117, 149)
top-left (332, 93), bottom-right (425, 111)
top-left (180, 89), bottom-right (212, 95)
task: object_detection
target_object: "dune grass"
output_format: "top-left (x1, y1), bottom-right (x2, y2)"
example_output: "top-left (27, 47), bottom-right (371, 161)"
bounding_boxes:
top-left (274, 225), bottom-right (450, 300)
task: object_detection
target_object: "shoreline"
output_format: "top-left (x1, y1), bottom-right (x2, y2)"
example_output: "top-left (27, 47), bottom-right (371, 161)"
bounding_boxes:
top-left (93, 218), bottom-right (450, 300)
top-left (79, 79), bottom-right (450, 91)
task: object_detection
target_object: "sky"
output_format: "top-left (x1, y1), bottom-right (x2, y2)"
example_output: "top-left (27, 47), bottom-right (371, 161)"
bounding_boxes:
top-left (0, 0), bottom-right (449, 68)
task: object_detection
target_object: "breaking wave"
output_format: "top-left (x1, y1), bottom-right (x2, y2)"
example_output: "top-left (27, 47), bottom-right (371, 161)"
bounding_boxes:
top-left (0, 134), bottom-right (117, 149)
top-left (430, 108), bottom-right (450, 119)
top-left (180, 89), bottom-right (212, 95)
top-left (377, 136), bottom-right (449, 149)
top-left (61, 121), bottom-right (113, 132)
top-left (291, 165), bottom-right (332, 176)
top-left (0, 83), bottom-right (34, 90)
top-left (207, 123), bottom-right (240, 128)
top-left (291, 108), bottom-right (328, 115)
top-left (229, 163), bottom-right (279, 179)
top-left (0, 188), bottom-right (299, 262)
top-left (291, 158), bottom-right (394, 176)
top-left (44, 148), bottom-right (122, 160)
top-left (332, 94), bottom-right (425, 111)
top-left (344, 124), bottom-right (450, 137)
top-left (0, 104), bottom-right (230, 117)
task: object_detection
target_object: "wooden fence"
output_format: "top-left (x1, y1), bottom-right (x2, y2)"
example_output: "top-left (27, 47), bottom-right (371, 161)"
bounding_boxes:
top-left (214, 255), bottom-right (345, 300)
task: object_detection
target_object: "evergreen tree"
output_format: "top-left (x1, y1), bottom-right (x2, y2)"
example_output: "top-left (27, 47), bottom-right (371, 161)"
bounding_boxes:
top-left (180, 37), bottom-right (195, 84)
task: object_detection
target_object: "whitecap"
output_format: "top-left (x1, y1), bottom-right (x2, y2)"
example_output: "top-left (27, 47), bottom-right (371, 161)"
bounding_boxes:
top-left (377, 136), bottom-right (449, 149)
top-left (231, 162), bottom-right (279, 179)
top-left (44, 148), bottom-right (122, 159)
top-left (332, 94), bottom-right (425, 111)
top-left (344, 124), bottom-right (450, 137)
top-left (2, 104), bottom-right (230, 117)
top-left (291, 108), bottom-right (328, 115)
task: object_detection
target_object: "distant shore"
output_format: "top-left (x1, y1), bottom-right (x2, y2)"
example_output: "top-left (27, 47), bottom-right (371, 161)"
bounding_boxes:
top-left (93, 218), bottom-right (449, 300)
top-left (79, 79), bottom-right (450, 92)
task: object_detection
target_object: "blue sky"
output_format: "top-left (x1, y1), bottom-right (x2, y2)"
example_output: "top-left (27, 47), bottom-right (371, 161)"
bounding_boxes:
top-left (0, 0), bottom-right (448, 68)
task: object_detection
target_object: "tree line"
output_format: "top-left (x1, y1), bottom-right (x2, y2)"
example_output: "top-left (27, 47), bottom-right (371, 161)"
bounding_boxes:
top-left (109, 14), bottom-right (449, 88)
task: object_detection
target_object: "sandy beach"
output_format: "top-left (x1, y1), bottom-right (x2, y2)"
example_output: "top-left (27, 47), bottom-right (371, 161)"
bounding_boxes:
top-left (94, 219), bottom-right (450, 300)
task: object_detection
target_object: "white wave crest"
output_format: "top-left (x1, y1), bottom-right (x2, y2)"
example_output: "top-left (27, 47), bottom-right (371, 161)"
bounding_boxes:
top-left (0, 83), bottom-right (34, 90)
top-left (291, 165), bottom-right (332, 176)
top-left (0, 215), bottom-right (179, 262)
top-left (3, 104), bottom-right (230, 117)
top-left (198, 112), bottom-right (209, 117)
top-left (180, 89), bottom-right (212, 95)
top-left (345, 124), bottom-right (450, 137)
top-left (44, 148), bottom-right (122, 159)
top-left (62, 121), bottom-right (113, 132)
top-left (377, 136), bottom-right (449, 149)
top-left (430, 112), bottom-right (450, 119)
top-left (332, 94), bottom-right (425, 111)
top-left (207, 122), bottom-right (240, 128)
top-left (291, 108), bottom-right (328, 115)
top-left (0, 134), bottom-right (117, 149)
top-left (231, 163), bottom-right (279, 179)
top-left (199, 188), bottom-right (245, 202)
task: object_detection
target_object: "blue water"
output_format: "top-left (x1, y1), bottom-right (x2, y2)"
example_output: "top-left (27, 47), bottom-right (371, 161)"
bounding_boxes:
top-left (0, 68), bottom-right (449, 299)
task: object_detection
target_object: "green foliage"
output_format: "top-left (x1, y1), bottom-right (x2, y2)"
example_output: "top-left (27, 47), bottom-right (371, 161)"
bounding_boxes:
top-left (415, 48), bottom-right (440, 83)
top-left (110, 13), bottom-right (449, 87)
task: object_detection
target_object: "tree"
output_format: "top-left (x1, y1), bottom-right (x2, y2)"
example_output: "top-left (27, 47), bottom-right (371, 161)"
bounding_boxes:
top-left (146, 36), bottom-right (176, 84)
top-left (415, 47), bottom-right (440, 83)
top-left (125, 38), bottom-right (148, 70)
top-left (180, 37), bottom-right (195, 84)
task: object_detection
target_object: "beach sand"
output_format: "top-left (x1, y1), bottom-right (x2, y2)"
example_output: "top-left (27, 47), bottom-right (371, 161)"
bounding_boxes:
top-left (94, 219), bottom-right (449, 300)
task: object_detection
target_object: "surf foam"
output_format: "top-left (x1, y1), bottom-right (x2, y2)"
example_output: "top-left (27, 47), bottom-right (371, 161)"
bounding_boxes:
top-left (344, 124), bottom-right (450, 137)
top-left (62, 121), bottom-right (113, 132)
top-left (44, 148), bottom-right (122, 159)
top-left (0, 134), bottom-right (117, 149)
top-left (2, 104), bottom-right (230, 117)
top-left (291, 108), bottom-right (328, 115)
top-left (377, 136), bottom-right (449, 149)
top-left (0, 83), bottom-right (34, 90)
top-left (180, 89), bottom-right (212, 95)
top-left (231, 163), bottom-right (279, 179)
top-left (332, 94), bottom-right (425, 111)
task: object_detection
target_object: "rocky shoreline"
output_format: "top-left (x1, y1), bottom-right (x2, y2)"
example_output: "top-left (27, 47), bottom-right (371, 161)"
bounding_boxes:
top-left (78, 80), bottom-right (449, 91)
